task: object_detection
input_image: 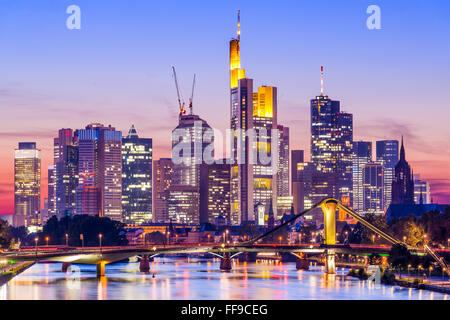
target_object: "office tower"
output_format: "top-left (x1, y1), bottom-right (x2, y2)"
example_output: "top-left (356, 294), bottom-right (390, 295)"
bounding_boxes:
top-left (170, 114), bottom-right (213, 225)
top-left (122, 125), bottom-right (152, 225)
top-left (252, 86), bottom-right (278, 219)
top-left (167, 185), bottom-right (199, 224)
top-left (352, 141), bottom-right (372, 212)
top-left (75, 124), bottom-right (122, 221)
top-left (47, 166), bottom-right (56, 218)
top-left (299, 162), bottom-right (336, 224)
top-left (153, 158), bottom-right (173, 223)
top-left (277, 125), bottom-right (289, 198)
top-left (14, 142), bottom-right (41, 227)
top-left (171, 114), bottom-right (214, 187)
top-left (310, 66), bottom-right (353, 203)
top-left (376, 140), bottom-right (399, 210)
top-left (362, 163), bottom-right (384, 214)
top-left (54, 129), bottom-right (78, 218)
top-left (413, 174), bottom-right (430, 204)
top-left (205, 161), bottom-right (231, 224)
top-left (392, 138), bottom-right (414, 205)
top-left (291, 150), bottom-right (304, 214)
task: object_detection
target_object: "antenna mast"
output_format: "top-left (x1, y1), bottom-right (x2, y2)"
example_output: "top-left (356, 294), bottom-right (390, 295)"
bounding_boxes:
top-left (321, 65), bottom-right (324, 96)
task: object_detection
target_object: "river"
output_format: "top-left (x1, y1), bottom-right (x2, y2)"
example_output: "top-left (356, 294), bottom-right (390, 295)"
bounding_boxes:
top-left (0, 257), bottom-right (447, 300)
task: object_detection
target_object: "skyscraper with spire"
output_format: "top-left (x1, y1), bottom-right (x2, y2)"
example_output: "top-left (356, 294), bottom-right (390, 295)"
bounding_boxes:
top-left (309, 66), bottom-right (353, 205)
top-left (391, 137), bottom-right (414, 205)
top-left (122, 125), bottom-right (153, 224)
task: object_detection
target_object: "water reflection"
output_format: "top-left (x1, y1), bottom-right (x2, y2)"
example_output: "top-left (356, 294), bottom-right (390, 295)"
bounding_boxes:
top-left (0, 257), bottom-right (447, 300)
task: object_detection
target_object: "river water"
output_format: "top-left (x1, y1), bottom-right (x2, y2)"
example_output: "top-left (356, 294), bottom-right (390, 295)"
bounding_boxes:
top-left (0, 257), bottom-right (447, 300)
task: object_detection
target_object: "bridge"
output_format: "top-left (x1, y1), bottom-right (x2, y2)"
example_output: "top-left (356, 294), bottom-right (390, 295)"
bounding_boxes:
top-left (1, 198), bottom-right (447, 277)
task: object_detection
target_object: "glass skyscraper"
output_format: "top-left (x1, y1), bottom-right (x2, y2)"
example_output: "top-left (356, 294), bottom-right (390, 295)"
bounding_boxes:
top-left (14, 142), bottom-right (41, 227)
top-left (122, 125), bottom-right (152, 225)
top-left (352, 141), bottom-right (372, 213)
top-left (376, 140), bottom-right (399, 210)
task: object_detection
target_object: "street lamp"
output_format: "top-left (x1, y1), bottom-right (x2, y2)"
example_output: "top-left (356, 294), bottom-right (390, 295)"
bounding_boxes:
top-left (279, 236), bottom-right (282, 245)
top-left (99, 234), bottom-right (103, 253)
top-left (34, 237), bottom-right (38, 255)
top-left (80, 234), bottom-right (84, 248)
top-left (45, 236), bottom-right (49, 247)
top-left (65, 233), bottom-right (69, 247)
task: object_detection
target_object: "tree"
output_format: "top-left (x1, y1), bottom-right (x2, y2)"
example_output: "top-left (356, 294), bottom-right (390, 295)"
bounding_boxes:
top-left (388, 243), bottom-right (411, 269)
top-left (147, 231), bottom-right (166, 245)
top-left (0, 219), bottom-right (11, 248)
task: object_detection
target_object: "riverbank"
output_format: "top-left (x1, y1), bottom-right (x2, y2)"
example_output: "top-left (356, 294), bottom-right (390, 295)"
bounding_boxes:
top-left (0, 261), bottom-right (35, 286)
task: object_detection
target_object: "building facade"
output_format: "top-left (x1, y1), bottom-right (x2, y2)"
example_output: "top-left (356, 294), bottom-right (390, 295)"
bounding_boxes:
top-left (14, 142), bottom-right (41, 227)
top-left (152, 158), bottom-right (173, 223)
top-left (362, 163), bottom-right (384, 214)
top-left (352, 141), bottom-right (372, 213)
top-left (376, 140), bottom-right (399, 210)
top-left (391, 138), bottom-right (414, 205)
top-left (122, 125), bottom-right (152, 224)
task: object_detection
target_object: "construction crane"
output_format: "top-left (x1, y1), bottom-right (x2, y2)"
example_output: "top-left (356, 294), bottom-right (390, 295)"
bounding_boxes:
top-left (188, 73), bottom-right (196, 114)
top-left (171, 66), bottom-right (196, 116)
top-left (171, 66), bottom-right (186, 115)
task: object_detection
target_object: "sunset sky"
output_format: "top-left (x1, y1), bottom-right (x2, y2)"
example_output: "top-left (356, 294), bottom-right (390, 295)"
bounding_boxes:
top-left (0, 0), bottom-right (449, 215)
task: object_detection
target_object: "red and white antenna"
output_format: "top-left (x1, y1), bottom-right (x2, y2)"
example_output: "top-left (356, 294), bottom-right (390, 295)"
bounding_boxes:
top-left (321, 65), bottom-right (324, 96)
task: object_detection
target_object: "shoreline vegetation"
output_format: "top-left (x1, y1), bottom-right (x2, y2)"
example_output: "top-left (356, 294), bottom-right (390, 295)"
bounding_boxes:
top-left (0, 261), bottom-right (35, 287)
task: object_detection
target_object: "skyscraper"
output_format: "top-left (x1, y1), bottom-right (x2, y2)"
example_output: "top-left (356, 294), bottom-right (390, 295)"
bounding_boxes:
top-left (252, 86), bottom-right (278, 219)
top-left (277, 125), bottom-right (290, 198)
top-left (362, 163), bottom-right (384, 214)
top-left (391, 138), bottom-right (414, 205)
top-left (352, 141), bottom-right (372, 213)
top-left (47, 165), bottom-right (56, 218)
top-left (152, 158), bottom-right (173, 223)
top-left (14, 142), bottom-right (41, 227)
top-left (376, 140), bottom-right (399, 210)
top-left (54, 129), bottom-right (78, 218)
top-left (122, 125), bottom-right (152, 225)
top-left (205, 161), bottom-right (231, 224)
top-left (310, 66), bottom-right (353, 204)
top-left (291, 150), bottom-right (304, 214)
top-left (75, 124), bottom-right (123, 221)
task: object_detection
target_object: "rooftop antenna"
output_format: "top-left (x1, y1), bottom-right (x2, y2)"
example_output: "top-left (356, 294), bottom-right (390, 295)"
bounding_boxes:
top-left (237, 9), bottom-right (241, 40)
top-left (321, 65), bottom-right (324, 96)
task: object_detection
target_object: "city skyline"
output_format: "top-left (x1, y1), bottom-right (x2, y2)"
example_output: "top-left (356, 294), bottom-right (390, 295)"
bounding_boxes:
top-left (1, 0), bottom-right (450, 216)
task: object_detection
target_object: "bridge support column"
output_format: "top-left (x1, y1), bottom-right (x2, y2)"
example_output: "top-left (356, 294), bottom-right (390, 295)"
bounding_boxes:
top-left (325, 249), bottom-right (336, 274)
top-left (96, 261), bottom-right (106, 277)
top-left (139, 255), bottom-right (150, 273)
top-left (220, 252), bottom-right (232, 271)
top-left (296, 253), bottom-right (309, 270)
top-left (62, 262), bottom-right (71, 273)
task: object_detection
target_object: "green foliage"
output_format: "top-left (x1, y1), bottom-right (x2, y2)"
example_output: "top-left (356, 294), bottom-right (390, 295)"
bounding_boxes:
top-left (388, 243), bottom-right (411, 268)
top-left (0, 219), bottom-right (11, 248)
top-left (38, 215), bottom-right (128, 246)
top-left (381, 268), bottom-right (395, 285)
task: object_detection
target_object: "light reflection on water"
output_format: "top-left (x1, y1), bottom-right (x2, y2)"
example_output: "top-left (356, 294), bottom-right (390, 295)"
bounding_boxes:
top-left (0, 257), bottom-right (448, 300)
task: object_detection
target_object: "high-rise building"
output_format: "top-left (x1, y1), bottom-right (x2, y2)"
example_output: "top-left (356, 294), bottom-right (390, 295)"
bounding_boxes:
top-left (170, 114), bottom-right (213, 225)
top-left (171, 114), bottom-right (214, 187)
top-left (167, 185), bottom-right (199, 225)
top-left (310, 67), bottom-right (353, 204)
top-left (392, 138), bottom-right (414, 205)
top-left (352, 141), bottom-right (372, 213)
top-left (376, 140), bottom-right (399, 210)
top-left (205, 161), bottom-right (231, 224)
top-left (122, 125), bottom-right (152, 225)
top-left (152, 158), bottom-right (173, 223)
top-left (413, 174), bottom-right (431, 204)
top-left (54, 129), bottom-right (79, 218)
top-left (14, 142), bottom-right (41, 227)
top-left (47, 165), bottom-right (56, 218)
top-left (291, 150), bottom-right (304, 214)
top-left (277, 125), bottom-right (289, 198)
top-left (362, 163), bottom-right (384, 214)
top-left (75, 124), bottom-right (122, 221)
top-left (252, 86), bottom-right (278, 220)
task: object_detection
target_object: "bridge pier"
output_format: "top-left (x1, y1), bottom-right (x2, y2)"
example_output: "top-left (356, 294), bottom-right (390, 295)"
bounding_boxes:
top-left (96, 261), bottom-right (106, 277)
top-left (61, 262), bottom-right (71, 273)
top-left (296, 254), bottom-right (309, 270)
top-left (139, 255), bottom-right (150, 273)
top-left (325, 249), bottom-right (336, 274)
top-left (220, 252), bottom-right (232, 271)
